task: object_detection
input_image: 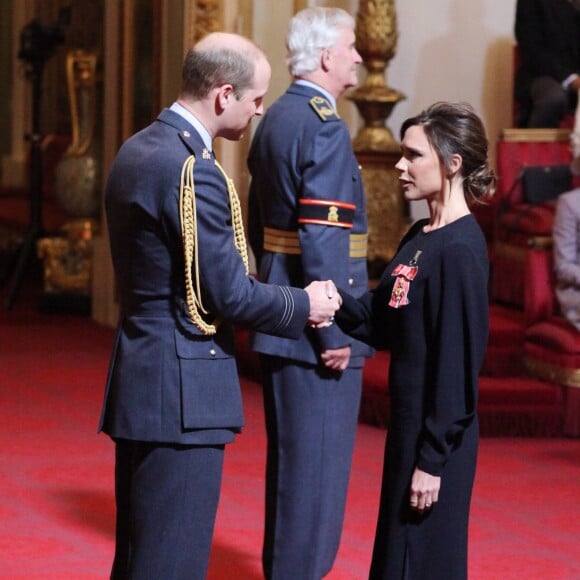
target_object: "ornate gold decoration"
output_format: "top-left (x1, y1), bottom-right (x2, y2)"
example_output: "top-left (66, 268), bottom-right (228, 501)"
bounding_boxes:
top-left (349, 0), bottom-right (405, 154)
top-left (363, 164), bottom-right (406, 261)
top-left (348, 0), bottom-right (408, 266)
top-left (524, 356), bottom-right (580, 389)
top-left (182, 0), bottom-right (223, 158)
top-left (310, 96), bottom-right (337, 121)
top-left (500, 128), bottom-right (571, 142)
top-left (184, 0), bottom-right (222, 46)
top-left (37, 219), bottom-right (99, 294)
top-left (54, 50), bottom-right (101, 218)
top-left (179, 155), bottom-right (248, 335)
top-left (64, 51), bottom-right (98, 157)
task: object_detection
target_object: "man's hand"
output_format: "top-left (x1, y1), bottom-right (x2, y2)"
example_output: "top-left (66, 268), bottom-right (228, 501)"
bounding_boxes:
top-left (305, 280), bottom-right (341, 326)
top-left (321, 346), bottom-right (351, 371)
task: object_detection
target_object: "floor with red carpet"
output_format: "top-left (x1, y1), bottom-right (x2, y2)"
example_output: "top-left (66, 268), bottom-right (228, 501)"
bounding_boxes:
top-left (1, 291), bottom-right (580, 579)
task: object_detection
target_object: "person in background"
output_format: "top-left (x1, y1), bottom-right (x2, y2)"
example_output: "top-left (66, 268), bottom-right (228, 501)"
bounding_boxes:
top-left (247, 7), bottom-right (373, 579)
top-left (554, 95), bottom-right (580, 331)
top-left (553, 188), bottom-right (580, 331)
top-left (514, 0), bottom-right (580, 127)
top-left (335, 102), bottom-right (496, 579)
top-left (100, 32), bottom-right (340, 580)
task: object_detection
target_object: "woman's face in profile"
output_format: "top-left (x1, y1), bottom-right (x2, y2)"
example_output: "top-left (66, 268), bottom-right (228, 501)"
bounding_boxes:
top-left (395, 125), bottom-right (444, 202)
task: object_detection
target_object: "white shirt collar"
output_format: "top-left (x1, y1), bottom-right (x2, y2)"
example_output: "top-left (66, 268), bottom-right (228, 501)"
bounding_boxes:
top-left (170, 101), bottom-right (213, 152)
top-left (294, 80), bottom-right (337, 110)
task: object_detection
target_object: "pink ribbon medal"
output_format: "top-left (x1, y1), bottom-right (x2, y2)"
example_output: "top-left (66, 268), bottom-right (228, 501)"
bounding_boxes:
top-left (389, 250), bottom-right (422, 308)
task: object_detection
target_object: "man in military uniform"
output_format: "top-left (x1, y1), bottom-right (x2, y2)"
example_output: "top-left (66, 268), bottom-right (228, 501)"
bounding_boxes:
top-left (247, 8), bottom-right (372, 579)
top-left (100, 32), bottom-right (340, 580)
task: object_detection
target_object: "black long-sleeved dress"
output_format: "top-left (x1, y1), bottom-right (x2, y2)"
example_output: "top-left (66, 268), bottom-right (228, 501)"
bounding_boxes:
top-left (336, 214), bottom-right (489, 579)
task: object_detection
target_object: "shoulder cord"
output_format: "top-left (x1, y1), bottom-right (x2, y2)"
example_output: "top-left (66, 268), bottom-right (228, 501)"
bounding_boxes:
top-left (214, 158), bottom-right (249, 275)
top-left (179, 154), bottom-right (249, 335)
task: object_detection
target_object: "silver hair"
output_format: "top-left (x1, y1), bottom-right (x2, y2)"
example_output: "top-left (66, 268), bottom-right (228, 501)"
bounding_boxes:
top-left (286, 7), bottom-right (355, 77)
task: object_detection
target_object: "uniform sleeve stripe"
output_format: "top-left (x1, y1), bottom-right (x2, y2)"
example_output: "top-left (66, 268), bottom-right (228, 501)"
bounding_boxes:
top-left (264, 226), bottom-right (298, 240)
top-left (298, 199), bottom-right (355, 228)
top-left (297, 218), bottom-right (353, 228)
top-left (299, 199), bottom-right (356, 210)
top-left (263, 227), bottom-right (367, 257)
top-left (264, 229), bottom-right (301, 249)
top-left (274, 286), bottom-right (295, 331)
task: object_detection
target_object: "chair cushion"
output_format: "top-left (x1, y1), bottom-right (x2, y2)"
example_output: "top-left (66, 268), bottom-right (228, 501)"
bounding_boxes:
top-left (524, 317), bottom-right (580, 388)
top-left (525, 318), bottom-right (580, 355)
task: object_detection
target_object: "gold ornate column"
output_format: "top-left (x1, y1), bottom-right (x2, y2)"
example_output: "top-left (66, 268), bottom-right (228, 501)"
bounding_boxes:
top-left (184, 0), bottom-right (222, 45)
top-left (348, 0), bottom-right (408, 274)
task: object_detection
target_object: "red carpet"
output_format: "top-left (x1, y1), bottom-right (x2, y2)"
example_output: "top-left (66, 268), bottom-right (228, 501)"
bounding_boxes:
top-left (1, 294), bottom-right (579, 579)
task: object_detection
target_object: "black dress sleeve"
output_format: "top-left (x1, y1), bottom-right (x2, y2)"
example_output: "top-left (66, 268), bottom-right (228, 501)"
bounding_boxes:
top-left (417, 241), bottom-right (489, 475)
top-left (335, 282), bottom-right (392, 350)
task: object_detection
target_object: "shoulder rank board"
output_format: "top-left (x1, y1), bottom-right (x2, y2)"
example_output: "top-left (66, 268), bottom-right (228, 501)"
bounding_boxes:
top-left (309, 96), bottom-right (339, 122)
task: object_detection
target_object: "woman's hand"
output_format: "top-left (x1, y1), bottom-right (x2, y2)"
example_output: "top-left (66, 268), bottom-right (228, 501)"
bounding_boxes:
top-left (409, 467), bottom-right (441, 513)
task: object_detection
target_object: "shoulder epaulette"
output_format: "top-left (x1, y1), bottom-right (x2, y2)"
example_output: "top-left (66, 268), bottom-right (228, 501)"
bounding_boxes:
top-left (309, 96), bottom-right (339, 122)
top-left (178, 129), bottom-right (213, 163)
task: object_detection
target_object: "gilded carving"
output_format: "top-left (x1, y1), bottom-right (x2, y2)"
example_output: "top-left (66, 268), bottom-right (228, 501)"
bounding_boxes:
top-left (37, 219), bottom-right (98, 294)
top-left (349, 0), bottom-right (408, 264)
top-left (349, 0), bottom-right (405, 154)
top-left (184, 0), bottom-right (222, 46)
top-left (524, 356), bottom-right (580, 389)
top-left (37, 237), bottom-right (92, 293)
top-left (54, 50), bottom-right (101, 218)
top-left (355, 0), bottom-right (398, 69)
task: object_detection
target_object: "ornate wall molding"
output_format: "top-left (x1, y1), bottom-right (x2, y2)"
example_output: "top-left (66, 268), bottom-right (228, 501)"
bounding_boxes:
top-left (184, 0), bottom-right (222, 47)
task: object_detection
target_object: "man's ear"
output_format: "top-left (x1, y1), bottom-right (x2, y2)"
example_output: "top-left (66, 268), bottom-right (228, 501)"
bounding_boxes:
top-left (321, 47), bottom-right (331, 72)
top-left (216, 84), bottom-right (235, 111)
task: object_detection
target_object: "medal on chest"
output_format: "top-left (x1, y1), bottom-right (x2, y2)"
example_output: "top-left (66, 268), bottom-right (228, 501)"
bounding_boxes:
top-left (389, 250), bottom-right (422, 308)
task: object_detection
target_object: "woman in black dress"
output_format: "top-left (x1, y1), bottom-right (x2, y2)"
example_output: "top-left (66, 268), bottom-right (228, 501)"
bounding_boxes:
top-left (333, 102), bottom-right (496, 579)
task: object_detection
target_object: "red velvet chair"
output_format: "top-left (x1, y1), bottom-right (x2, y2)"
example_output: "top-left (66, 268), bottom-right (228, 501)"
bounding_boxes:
top-left (523, 244), bottom-right (580, 436)
top-left (491, 128), bottom-right (574, 308)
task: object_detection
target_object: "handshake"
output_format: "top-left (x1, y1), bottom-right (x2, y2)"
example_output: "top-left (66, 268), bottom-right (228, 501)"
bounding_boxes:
top-left (304, 280), bottom-right (342, 328)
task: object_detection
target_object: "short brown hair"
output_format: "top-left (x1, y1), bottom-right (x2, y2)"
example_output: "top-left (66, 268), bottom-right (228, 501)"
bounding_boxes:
top-left (181, 41), bottom-right (261, 100)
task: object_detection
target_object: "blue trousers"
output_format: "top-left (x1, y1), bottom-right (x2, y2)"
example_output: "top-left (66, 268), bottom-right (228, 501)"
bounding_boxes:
top-left (110, 440), bottom-right (224, 580)
top-left (260, 355), bottom-right (362, 580)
